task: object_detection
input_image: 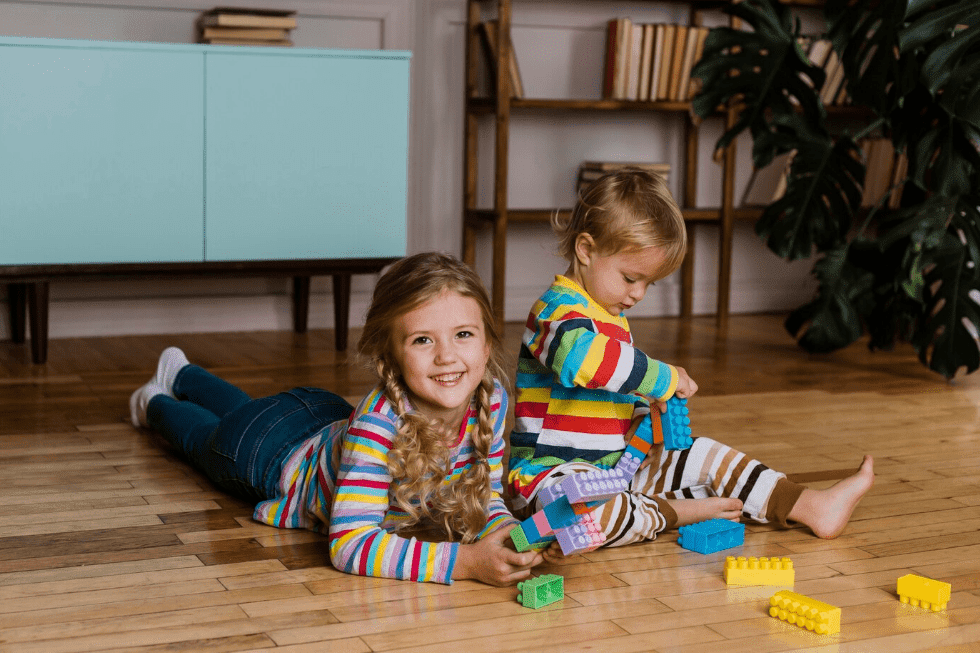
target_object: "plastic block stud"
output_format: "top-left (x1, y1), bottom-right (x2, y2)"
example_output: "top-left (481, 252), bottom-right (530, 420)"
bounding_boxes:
top-left (657, 396), bottom-right (693, 451)
top-left (677, 519), bottom-right (744, 554)
top-left (555, 511), bottom-right (606, 555)
top-left (724, 556), bottom-right (794, 586)
top-left (517, 573), bottom-right (564, 609)
top-left (897, 574), bottom-right (951, 611)
top-left (768, 590), bottom-right (840, 635)
top-left (559, 468), bottom-right (629, 504)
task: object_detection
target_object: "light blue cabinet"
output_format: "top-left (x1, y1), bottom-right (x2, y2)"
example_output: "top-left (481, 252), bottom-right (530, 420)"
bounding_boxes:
top-left (0, 42), bottom-right (205, 265)
top-left (205, 51), bottom-right (409, 261)
top-left (0, 36), bottom-right (411, 362)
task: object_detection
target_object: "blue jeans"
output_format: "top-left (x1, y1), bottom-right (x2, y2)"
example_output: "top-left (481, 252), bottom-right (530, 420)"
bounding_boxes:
top-left (147, 365), bottom-right (353, 503)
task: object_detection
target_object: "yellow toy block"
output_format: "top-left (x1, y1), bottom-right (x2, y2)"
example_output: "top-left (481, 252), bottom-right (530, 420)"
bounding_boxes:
top-left (897, 573), bottom-right (951, 611)
top-left (724, 556), bottom-right (795, 586)
top-left (769, 590), bottom-right (840, 635)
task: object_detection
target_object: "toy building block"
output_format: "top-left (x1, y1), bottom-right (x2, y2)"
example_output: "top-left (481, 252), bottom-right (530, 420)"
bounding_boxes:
top-left (897, 574), bottom-right (951, 611)
top-left (724, 556), bottom-right (795, 586)
top-left (768, 590), bottom-right (840, 635)
top-left (517, 574), bottom-right (564, 609)
top-left (653, 396), bottom-right (694, 451)
top-left (555, 510), bottom-right (606, 555)
top-left (559, 468), bottom-right (629, 504)
top-left (677, 519), bottom-right (744, 554)
top-left (510, 492), bottom-right (583, 552)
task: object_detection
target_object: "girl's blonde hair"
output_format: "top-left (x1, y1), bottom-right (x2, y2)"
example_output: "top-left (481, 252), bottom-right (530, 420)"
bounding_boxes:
top-left (553, 169), bottom-right (687, 278)
top-left (357, 252), bottom-right (506, 543)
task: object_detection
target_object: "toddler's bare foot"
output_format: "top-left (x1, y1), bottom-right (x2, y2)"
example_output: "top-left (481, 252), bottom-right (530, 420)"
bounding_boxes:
top-left (788, 455), bottom-right (875, 539)
top-left (667, 497), bottom-right (743, 527)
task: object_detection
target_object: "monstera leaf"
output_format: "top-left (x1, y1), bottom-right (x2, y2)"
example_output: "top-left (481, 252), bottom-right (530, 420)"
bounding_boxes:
top-left (785, 244), bottom-right (875, 353)
top-left (911, 231), bottom-right (980, 378)
top-left (691, 0), bottom-right (826, 169)
top-left (756, 129), bottom-right (864, 260)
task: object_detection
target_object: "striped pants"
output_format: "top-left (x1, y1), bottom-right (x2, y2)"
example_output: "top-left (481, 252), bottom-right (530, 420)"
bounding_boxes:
top-left (534, 437), bottom-right (805, 548)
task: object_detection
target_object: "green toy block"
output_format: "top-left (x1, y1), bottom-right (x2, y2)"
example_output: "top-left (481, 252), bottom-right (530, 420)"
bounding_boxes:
top-left (516, 573), bottom-right (564, 609)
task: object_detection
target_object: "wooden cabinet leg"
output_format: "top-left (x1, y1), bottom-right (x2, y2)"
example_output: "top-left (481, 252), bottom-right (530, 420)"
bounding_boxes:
top-left (8, 283), bottom-right (27, 343)
top-left (27, 282), bottom-right (49, 364)
top-left (332, 273), bottom-right (351, 351)
top-left (292, 276), bottom-right (311, 334)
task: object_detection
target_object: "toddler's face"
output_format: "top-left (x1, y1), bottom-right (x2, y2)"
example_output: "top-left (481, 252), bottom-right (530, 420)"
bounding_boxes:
top-left (577, 246), bottom-right (667, 316)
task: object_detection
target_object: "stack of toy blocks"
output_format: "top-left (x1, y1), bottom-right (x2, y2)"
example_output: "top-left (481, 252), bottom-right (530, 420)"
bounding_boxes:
top-left (724, 556), bottom-right (794, 585)
top-left (510, 396), bottom-right (694, 556)
top-left (517, 574), bottom-right (564, 609)
top-left (897, 574), bottom-right (951, 611)
top-left (677, 519), bottom-right (745, 554)
top-left (768, 590), bottom-right (841, 635)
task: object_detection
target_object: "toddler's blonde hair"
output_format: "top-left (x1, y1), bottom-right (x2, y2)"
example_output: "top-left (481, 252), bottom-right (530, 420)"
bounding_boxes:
top-left (357, 252), bottom-right (506, 543)
top-left (553, 169), bottom-right (687, 279)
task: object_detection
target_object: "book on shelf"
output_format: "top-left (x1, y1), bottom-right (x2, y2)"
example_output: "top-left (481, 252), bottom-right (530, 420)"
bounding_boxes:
top-left (861, 138), bottom-right (901, 208)
top-left (197, 7), bottom-right (296, 45)
top-left (479, 20), bottom-right (525, 99)
top-left (577, 161), bottom-right (670, 195)
top-left (601, 20), bottom-right (710, 103)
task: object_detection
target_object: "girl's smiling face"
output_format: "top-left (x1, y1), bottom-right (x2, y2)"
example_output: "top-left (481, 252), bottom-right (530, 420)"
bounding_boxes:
top-left (391, 289), bottom-right (490, 430)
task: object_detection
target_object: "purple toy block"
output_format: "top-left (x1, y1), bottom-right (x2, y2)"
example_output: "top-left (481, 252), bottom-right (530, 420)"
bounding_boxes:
top-left (559, 468), bottom-right (629, 504)
top-left (555, 512), bottom-right (606, 555)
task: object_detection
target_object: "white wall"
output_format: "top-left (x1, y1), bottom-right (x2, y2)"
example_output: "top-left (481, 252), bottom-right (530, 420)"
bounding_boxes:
top-left (0, 0), bottom-right (815, 340)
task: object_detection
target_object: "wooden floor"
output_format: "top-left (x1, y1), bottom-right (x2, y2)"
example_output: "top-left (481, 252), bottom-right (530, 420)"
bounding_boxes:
top-left (2, 313), bottom-right (979, 652)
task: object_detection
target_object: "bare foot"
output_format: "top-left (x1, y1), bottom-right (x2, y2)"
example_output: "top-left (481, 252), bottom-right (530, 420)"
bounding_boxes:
top-left (788, 455), bottom-right (875, 539)
top-left (666, 497), bottom-right (743, 527)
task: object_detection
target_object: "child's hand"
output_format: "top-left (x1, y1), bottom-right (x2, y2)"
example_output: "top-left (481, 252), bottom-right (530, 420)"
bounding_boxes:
top-left (453, 527), bottom-right (543, 586)
top-left (541, 541), bottom-right (568, 564)
top-left (673, 366), bottom-right (698, 399)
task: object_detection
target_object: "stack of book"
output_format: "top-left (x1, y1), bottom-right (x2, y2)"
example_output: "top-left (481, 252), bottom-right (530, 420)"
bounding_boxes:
top-left (197, 7), bottom-right (297, 46)
top-left (803, 38), bottom-right (850, 106)
top-left (478, 20), bottom-right (524, 99)
top-left (603, 19), bottom-right (709, 102)
top-left (577, 161), bottom-right (670, 196)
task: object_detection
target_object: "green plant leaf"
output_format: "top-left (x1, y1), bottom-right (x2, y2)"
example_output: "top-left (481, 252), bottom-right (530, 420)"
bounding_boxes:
top-left (785, 243), bottom-right (875, 353)
top-left (826, 0), bottom-right (908, 117)
top-left (755, 133), bottom-right (864, 260)
top-left (691, 0), bottom-right (826, 168)
top-left (911, 227), bottom-right (980, 379)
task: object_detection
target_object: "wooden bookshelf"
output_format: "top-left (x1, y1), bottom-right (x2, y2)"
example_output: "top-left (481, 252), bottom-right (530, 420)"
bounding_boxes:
top-left (462, 0), bottom-right (744, 325)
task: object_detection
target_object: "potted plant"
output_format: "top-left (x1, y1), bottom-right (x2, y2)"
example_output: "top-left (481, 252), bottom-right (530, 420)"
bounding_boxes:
top-left (692, 0), bottom-right (980, 379)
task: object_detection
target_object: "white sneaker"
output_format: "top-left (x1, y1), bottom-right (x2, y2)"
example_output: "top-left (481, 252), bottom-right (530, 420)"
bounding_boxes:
top-left (129, 347), bottom-right (191, 428)
top-left (129, 380), bottom-right (168, 428)
top-left (154, 347), bottom-right (191, 395)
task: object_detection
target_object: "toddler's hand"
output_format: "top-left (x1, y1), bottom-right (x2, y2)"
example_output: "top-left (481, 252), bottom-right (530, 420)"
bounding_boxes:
top-left (541, 541), bottom-right (568, 564)
top-left (673, 366), bottom-right (698, 399)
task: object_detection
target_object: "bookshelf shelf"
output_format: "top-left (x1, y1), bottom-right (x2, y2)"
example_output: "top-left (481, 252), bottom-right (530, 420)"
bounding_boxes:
top-left (463, 0), bottom-right (743, 323)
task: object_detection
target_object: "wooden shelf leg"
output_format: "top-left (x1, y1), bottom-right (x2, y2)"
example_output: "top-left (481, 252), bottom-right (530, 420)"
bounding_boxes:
top-left (681, 228), bottom-right (696, 318)
top-left (332, 273), bottom-right (351, 351)
top-left (27, 281), bottom-right (49, 364)
top-left (7, 283), bottom-right (27, 344)
top-left (292, 276), bottom-right (311, 334)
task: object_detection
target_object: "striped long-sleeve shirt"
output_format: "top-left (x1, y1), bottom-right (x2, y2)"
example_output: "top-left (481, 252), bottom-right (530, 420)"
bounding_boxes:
top-left (253, 380), bottom-right (515, 584)
top-left (508, 275), bottom-right (678, 508)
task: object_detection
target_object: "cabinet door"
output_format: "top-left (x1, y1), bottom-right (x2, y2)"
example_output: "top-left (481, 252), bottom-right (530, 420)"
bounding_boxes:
top-left (204, 51), bottom-right (409, 261)
top-left (0, 42), bottom-right (204, 265)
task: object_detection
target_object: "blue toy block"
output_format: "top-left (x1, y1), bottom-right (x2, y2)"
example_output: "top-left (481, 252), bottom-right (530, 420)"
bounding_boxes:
top-left (677, 518), bottom-right (744, 554)
top-left (659, 396), bottom-right (693, 451)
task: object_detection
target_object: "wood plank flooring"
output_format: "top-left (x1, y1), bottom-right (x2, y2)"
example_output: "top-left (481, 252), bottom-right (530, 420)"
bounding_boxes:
top-left (1, 313), bottom-right (979, 652)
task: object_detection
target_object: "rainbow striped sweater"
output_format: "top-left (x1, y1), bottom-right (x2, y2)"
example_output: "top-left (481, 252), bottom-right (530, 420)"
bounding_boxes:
top-left (253, 381), bottom-right (515, 584)
top-left (508, 276), bottom-right (679, 508)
